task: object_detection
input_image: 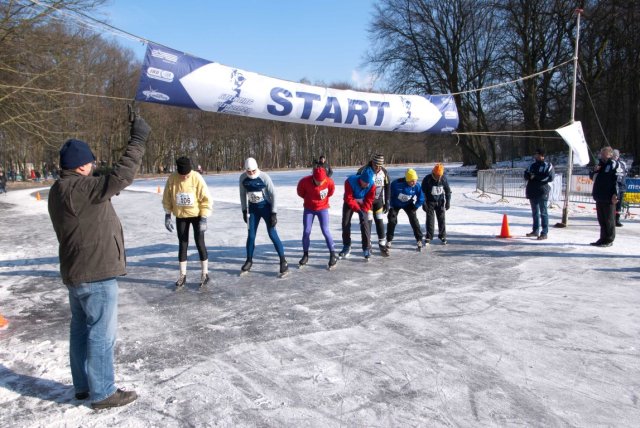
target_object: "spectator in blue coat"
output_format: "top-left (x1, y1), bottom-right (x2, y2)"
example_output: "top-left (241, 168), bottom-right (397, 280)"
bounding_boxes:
top-left (524, 148), bottom-right (555, 240)
top-left (589, 146), bottom-right (619, 247)
top-left (386, 168), bottom-right (425, 252)
top-left (421, 163), bottom-right (451, 245)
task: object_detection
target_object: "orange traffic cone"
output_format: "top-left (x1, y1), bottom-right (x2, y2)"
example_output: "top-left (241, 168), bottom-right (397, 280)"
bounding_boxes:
top-left (496, 214), bottom-right (512, 238)
top-left (35, 192), bottom-right (41, 201)
top-left (0, 313), bottom-right (9, 329)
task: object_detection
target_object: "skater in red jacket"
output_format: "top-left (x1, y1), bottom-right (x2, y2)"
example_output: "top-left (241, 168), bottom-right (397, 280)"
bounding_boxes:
top-left (297, 167), bottom-right (338, 269)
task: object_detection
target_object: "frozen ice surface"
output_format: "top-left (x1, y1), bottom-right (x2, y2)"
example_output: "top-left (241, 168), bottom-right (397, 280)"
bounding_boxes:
top-left (1, 165), bottom-right (639, 427)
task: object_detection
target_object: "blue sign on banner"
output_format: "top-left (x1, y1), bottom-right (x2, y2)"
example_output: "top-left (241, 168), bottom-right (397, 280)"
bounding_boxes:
top-left (135, 43), bottom-right (459, 133)
top-left (625, 178), bottom-right (640, 204)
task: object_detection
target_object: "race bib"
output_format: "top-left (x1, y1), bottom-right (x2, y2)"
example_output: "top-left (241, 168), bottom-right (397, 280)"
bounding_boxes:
top-left (176, 192), bottom-right (195, 207)
top-left (248, 191), bottom-right (265, 204)
top-left (398, 193), bottom-right (412, 202)
top-left (319, 188), bottom-right (328, 200)
top-left (431, 186), bottom-right (444, 196)
top-left (374, 171), bottom-right (384, 198)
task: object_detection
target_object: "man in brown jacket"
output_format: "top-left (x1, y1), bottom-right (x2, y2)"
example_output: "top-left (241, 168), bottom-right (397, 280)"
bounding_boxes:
top-left (48, 114), bottom-right (150, 409)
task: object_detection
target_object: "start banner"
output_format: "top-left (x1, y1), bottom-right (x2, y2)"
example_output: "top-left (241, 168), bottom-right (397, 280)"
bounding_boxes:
top-left (134, 42), bottom-right (459, 133)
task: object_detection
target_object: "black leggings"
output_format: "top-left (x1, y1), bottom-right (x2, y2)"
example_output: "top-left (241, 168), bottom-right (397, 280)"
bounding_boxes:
top-left (176, 217), bottom-right (207, 262)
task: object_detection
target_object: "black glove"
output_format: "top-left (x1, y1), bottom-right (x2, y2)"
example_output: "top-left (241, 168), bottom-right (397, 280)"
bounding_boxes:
top-left (165, 213), bottom-right (174, 232)
top-left (422, 202), bottom-right (427, 212)
top-left (270, 213), bottom-right (278, 228)
top-left (199, 217), bottom-right (207, 232)
top-left (383, 201), bottom-right (389, 214)
top-left (131, 116), bottom-right (151, 142)
top-left (242, 209), bottom-right (247, 224)
top-left (445, 201), bottom-right (450, 211)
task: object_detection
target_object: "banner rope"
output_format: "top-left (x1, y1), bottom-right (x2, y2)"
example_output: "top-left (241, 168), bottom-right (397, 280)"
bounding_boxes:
top-left (0, 83), bottom-right (131, 101)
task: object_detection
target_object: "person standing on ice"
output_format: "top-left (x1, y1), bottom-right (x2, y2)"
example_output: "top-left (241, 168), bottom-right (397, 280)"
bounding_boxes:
top-left (421, 163), bottom-right (451, 245)
top-left (0, 170), bottom-right (7, 195)
top-left (162, 156), bottom-right (212, 289)
top-left (297, 166), bottom-right (338, 268)
top-left (239, 157), bottom-right (288, 275)
top-left (590, 146), bottom-right (620, 247)
top-left (386, 168), bottom-right (425, 252)
top-left (612, 149), bottom-right (627, 227)
top-left (357, 154), bottom-right (391, 256)
top-left (314, 155), bottom-right (333, 177)
top-left (523, 148), bottom-right (555, 240)
top-left (339, 166), bottom-right (376, 260)
top-left (47, 112), bottom-right (150, 410)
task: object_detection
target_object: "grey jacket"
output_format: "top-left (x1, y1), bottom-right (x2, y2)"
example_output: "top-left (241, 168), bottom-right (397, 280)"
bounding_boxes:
top-left (48, 120), bottom-right (149, 286)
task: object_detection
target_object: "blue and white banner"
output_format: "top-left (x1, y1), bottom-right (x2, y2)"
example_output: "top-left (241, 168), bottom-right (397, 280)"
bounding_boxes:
top-left (135, 42), bottom-right (459, 133)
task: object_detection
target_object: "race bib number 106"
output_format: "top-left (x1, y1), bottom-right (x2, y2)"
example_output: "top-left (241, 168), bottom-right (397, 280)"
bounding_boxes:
top-left (176, 192), bottom-right (195, 207)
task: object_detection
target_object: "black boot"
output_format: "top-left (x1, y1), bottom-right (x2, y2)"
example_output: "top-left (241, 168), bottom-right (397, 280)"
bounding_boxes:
top-left (279, 258), bottom-right (289, 274)
top-left (328, 251), bottom-right (338, 267)
top-left (241, 258), bottom-right (253, 272)
top-left (299, 252), bottom-right (309, 266)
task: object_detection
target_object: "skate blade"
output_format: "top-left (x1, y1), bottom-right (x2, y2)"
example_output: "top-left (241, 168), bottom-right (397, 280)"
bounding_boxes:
top-left (278, 271), bottom-right (290, 278)
top-left (239, 271), bottom-right (250, 277)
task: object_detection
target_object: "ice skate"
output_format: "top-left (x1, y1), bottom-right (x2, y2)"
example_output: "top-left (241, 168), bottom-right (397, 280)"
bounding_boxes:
top-left (424, 238), bottom-right (431, 246)
top-left (199, 273), bottom-right (210, 288)
top-left (378, 240), bottom-right (389, 257)
top-left (440, 238), bottom-right (448, 245)
top-left (338, 245), bottom-right (351, 259)
top-left (240, 258), bottom-right (252, 276)
top-left (363, 249), bottom-right (371, 261)
top-left (298, 252), bottom-right (309, 268)
top-left (327, 251), bottom-right (338, 270)
top-left (175, 273), bottom-right (186, 290)
top-left (278, 258), bottom-right (289, 278)
top-left (416, 239), bottom-right (423, 252)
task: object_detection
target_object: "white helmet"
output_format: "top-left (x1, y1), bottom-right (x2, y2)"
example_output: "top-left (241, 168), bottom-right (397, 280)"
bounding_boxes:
top-left (244, 157), bottom-right (259, 179)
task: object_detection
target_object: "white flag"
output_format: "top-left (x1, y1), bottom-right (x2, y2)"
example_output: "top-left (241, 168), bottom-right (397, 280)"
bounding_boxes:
top-left (556, 121), bottom-right (589, 166)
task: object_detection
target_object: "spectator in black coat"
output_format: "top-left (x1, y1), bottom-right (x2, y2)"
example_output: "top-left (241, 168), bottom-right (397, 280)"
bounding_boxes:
top-left (589, 146), bottom-right (619, 247)
top-left (314, 155), bottom-right (333, 177)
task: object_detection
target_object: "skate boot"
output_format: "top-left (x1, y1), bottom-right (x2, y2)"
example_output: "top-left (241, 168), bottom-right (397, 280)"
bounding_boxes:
top-left (363, 249), bottom-right (371, 261)
top-left (378, 240), bottom-right (389, 257)
top-left (175, 273), bottom-right (186, 289)
top-left (299, 252), bottom-right (309, 267)
top-left (416, 239), bottom-right (423, 252)
top-left (328, 251), bottom-right (338, 269)
top-left (338, 245), bottom-right (351, 259)
top-left (279, 258), bottom-right (289, 277)
top-left (199, 273), bottom-right (210, 288)
top-left (241, 258), bottom-right (253, 273)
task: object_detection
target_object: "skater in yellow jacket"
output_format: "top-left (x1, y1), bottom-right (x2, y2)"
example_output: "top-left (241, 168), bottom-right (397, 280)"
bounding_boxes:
top-left (163, 157), bottom-right (212, 288)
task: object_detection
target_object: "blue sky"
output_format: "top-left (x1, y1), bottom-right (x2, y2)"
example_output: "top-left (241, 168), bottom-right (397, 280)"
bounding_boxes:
top-left (102, 0), bottom-right (378, 88)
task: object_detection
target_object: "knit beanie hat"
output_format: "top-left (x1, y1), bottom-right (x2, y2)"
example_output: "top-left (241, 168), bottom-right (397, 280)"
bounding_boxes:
top-left (244, 157), bottom-right (258, 171)
top-left (432, 163), bottom-right (444, 177)
top-left (405, 168), bottom-right (418, 182)
top-left (313, 167), bottom-right (327, 183)
top-left (176, 157), bottom-right (192, 175)
top-left (372, 154), bottom-right (385, 166)
top-left (59, 139), bottom-right (95, 170)
top-left (359, 166), bottom-right (375, 186)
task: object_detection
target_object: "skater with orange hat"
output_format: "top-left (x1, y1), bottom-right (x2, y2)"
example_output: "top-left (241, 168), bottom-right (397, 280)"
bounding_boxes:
top-left (421, 163), bottom-right (451, 245)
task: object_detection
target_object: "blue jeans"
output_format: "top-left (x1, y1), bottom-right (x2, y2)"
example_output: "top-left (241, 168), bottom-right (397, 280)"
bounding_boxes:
top-left (67, 278), bottom-right (118, 402)
top-left (529, 198), bottom-right (549, 235)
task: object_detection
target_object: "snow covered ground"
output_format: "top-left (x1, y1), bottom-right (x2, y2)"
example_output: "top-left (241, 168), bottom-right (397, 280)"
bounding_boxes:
top-left (1, 165), bottom-right (639, 427)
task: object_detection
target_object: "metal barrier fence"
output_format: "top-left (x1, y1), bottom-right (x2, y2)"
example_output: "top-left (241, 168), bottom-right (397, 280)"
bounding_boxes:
top-left (475, 168), bottom-right (637, 207)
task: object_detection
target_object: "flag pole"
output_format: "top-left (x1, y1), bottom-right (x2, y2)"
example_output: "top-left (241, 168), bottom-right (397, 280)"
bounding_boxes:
top-left (557, 8), bottom-right (583, 228)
